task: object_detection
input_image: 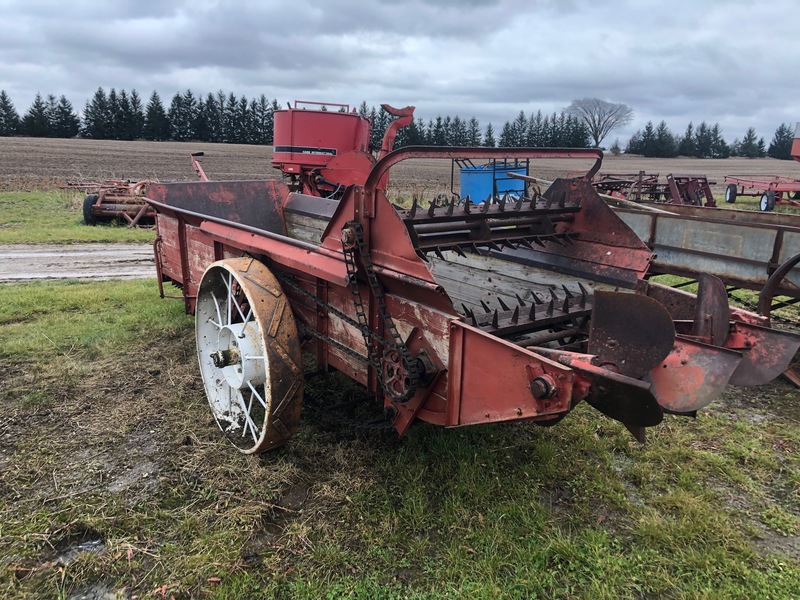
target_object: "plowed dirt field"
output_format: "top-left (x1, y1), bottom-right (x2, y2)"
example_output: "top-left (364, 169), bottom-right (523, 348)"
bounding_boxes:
top-left (2, 137), bottom-right (799, 198)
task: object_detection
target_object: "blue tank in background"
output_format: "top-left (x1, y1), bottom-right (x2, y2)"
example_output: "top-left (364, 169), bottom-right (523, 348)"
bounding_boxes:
top-left (459, 161), bottom-right (527, 203)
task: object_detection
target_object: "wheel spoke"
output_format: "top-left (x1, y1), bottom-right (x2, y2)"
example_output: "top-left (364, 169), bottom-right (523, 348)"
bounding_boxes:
top-left (221, 271), bottom-right (233, 325)
top-left (242, 306), bottom-right (253, 328)
top-left (236, 389), bottom-right (259, 442)
top-left (209, 292), bottom-right (223, 329)
top-left (221, 270), bottom-right (249, 324)
top-left (247, 380), bottom-right (268, 409)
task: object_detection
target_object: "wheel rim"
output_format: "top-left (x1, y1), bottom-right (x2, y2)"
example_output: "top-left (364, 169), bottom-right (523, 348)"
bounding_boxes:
top-left (760, 193), bottom-right (769, 211)
top-left (196, 258), bottom-right (303, 453)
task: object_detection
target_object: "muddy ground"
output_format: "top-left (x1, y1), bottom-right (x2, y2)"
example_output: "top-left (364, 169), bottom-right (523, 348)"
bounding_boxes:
top-left (0, 243), bottom-right (155, 283)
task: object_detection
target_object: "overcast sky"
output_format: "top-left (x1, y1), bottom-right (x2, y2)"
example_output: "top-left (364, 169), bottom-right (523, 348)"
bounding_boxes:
top-left (1, 0), bottom-right (797, 145)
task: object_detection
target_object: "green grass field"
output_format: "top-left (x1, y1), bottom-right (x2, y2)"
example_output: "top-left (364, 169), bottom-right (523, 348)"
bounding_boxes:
top-left (0, 191), bottom-right (156, 244)
top-left (0, 280), bottom-right (799, 599)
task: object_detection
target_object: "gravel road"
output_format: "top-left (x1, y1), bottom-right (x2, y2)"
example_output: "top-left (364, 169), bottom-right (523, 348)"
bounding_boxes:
top-left (0, 243), bottom-right (156, 283)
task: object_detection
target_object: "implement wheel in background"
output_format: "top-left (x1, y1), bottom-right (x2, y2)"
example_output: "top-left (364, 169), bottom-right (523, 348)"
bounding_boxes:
top-left (724, 183), bottom-right (737, 204)
top-left (83, 194), bottom-right (98, 225)
top-left (760, 191), bottom-right (776, 212)
top-left (196, 257), bottom-right (304, 453)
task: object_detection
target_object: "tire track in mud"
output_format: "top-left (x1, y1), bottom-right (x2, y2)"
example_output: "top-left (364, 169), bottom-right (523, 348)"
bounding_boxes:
top-left (0, 243), bottom-right (155, 283)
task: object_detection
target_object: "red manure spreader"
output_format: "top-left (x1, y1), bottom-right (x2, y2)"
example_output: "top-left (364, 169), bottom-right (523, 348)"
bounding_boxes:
top-left (143, 102), bottom-right (800, 453)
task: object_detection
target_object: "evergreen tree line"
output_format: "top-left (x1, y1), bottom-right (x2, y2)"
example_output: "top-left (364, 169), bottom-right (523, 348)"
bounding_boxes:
top-left (387, 106), bottom-right (590, 150)
top-left (624, 120), bottom-right (795, 160)
top-left (0, 88), bottom-right (796, 160)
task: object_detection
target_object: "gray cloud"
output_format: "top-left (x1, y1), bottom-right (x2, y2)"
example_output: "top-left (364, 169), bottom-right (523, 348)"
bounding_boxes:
top-left (1, 0), bottom-right (798, 144)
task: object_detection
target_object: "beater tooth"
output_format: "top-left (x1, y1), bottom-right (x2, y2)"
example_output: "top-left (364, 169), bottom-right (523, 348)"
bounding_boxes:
top-left (470, 243), bottom-right (482, 254)
top-left (561, 285), bottom-right (574, 299)
top-left (498, 196), bottom-right (506, 212)
top-left (531, 292), bottom-right (544, 305)
top-left (514, 196), bottom-right (523, 211)
top-left (518, 238), bottom-right (533, 250)
top-left (546, 298), bottom-right (555, 317)
top-left (480, 300), bottom-right (492, 313)
top-left (428, 201), bottom-right (436, 218)
top-left (463, 199), bottom-right (471, 214)
top-left (434, 247), bottom-right (446, 260)
top-left (415, 249), bottom-right (429, 262)
top-left (470, 313), bottom-right (478, 326)
top-left (480, 200), bottom-right (491, 213)
top-left (515, 293), bottom-right (526, 307)
top-left (409, 198), bottom-right (418, 219)
top-left (452, 245), bottom-right (467, 258)
top-left (511, 305), bottom-right (520, 324)
top-left (532, 236), bottom-right (545, 247)
top-left (562, 294), bottom-right (570, 313)
top-left (497, 297), bottom-right (510, 311)
top-left (528, 303), bottom-right (537, 320)
top-left (551, 235), bottom-right (566, 246)
top-left (492, 310), bottom-right (500, 329)
top-left (488, 241), bottom-right (502, 252)
top-left (446, 198), bottom-right (455, 216)
top-left (577, 282), bottom-right (589, 308)
top-left (461, 304), bottom-right (475, 320)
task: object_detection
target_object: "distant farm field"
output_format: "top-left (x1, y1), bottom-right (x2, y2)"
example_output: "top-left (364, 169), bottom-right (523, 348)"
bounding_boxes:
top-left (2, 137), bottom-right (799, 199)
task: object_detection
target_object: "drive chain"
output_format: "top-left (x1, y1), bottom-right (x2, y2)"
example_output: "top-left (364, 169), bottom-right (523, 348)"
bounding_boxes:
top-left (273, 220), bottom-right (420, 404)
top-left (341, 220), bottom-right (420, 403)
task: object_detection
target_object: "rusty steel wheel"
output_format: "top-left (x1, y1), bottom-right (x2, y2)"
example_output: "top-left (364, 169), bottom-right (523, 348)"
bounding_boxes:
top-left (196, 258), bottom-right (303, 453)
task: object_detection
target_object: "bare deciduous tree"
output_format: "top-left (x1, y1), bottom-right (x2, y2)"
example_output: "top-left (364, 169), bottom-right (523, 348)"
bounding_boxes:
top-left (565, 98), bottom-right (633, 147)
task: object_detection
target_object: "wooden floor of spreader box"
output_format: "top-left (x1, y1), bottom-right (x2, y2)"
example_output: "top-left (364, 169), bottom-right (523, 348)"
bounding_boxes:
top-left (143, 147), bottom-right (800, 452)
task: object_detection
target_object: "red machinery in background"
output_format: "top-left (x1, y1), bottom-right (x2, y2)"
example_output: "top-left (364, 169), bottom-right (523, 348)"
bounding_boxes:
top-left (724, 123), bottom-right (800, 211)
top-left (65, 179), bottom-right (156, 227)
top-left (589, 171), bottom-right (716, 206)
top-left (143, 103), bottom-right (800, 454)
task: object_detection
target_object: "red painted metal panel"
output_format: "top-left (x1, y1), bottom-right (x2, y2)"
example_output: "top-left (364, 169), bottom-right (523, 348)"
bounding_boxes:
top-left (446, 321), bottom-right (573, 426)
